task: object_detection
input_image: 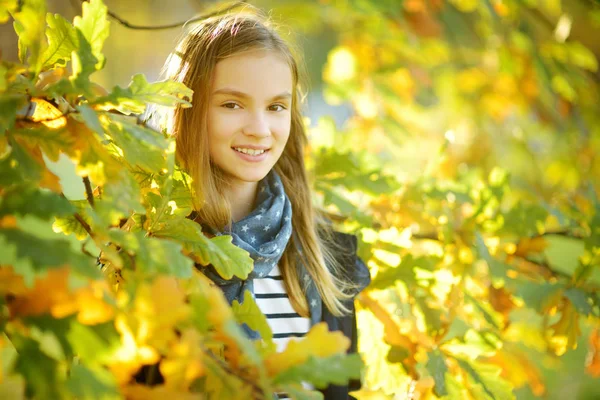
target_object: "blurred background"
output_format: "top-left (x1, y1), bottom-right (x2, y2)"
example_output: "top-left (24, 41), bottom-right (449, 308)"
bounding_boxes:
top-left (2, 0), bottom-right (600, 398)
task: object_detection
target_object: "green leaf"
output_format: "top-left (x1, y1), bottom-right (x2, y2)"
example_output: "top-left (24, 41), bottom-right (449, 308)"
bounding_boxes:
top-left (369, 254), bottom-right (440, 289)
top-left (1, 138), bottom-right (42, 186)
top-left (41, 13), bottom-right (78, 70)
top-left (73, 0), bottom-right (110, 69)
top-left (511, 280), bottom-right (564, 314)
top-left (273, 353), bottom-right (363, 389)
top-left (475, 232), bottom-right (512, 279)
top-left (12, 335), bottom-right (67, 399)
top-left (10, 0), bottom-right (47, 75)
top-left (0, 228), bottom-right (100, 280)
top-left (0, 186), bottom-right (74, 220)
top-left (568, 41), bottom-right (598, 72)
top-left (108, 230), bottom-right (194, 278)
top-left (66, 364), bottom-right (121, 400)
top-left (442, 372), bottom-right (466, 400)
top-left (455, 358), bottom-right (515, 400)
top-left (52, 200), bottom-right (92, 240)
top-left (500, 203), bottom-right (548, 237)
top-left (67, 321), bottom-right (120, 364)
top-left (279, 384), bottom-right (324, 400)
top-left (11, 125), bottom-right (72, 162)
top-left (95, 170), bottom-right (145, 224)
top-left (0, 0), bottom-right (17, 24)
top-left (25, 315), bottom-right (75, 360)
top-left (232, 290), bottom-right (274, 345)
top-left (70, 29), bottom-right (98, 96)
top-left (426, 350), bottom-right (448, 396)
top-left (104, 115), bottom-right (166, 173)
top-left (564, 287), bottom-right (600, 317)
top-left (76, 104), bottom-right (105, 138)
top-left (0, 93), bottom-right (27, 134)
top-left (93, 73), bottom-right (193, 115)
top-left (313, 149), bottom-right (397, 195)
top-left (152, 218), bottom-right (253, 280)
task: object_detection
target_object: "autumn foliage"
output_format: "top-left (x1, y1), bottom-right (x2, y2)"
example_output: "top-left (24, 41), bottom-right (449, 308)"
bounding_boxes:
top-left (1, 0), bottom-right (600, 399)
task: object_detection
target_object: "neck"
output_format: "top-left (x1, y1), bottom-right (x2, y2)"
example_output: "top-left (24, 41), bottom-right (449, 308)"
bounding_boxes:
top-left (224, 180), bottom-right (259, 223)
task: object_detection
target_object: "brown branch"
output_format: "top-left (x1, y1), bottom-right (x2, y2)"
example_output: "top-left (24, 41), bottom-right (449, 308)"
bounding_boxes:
top-left (76, 0), bottom-right (248, 31)
top-left (74, 212), bottom-right (93, 237)
top-left (82, 176), bottom-right (95, 208)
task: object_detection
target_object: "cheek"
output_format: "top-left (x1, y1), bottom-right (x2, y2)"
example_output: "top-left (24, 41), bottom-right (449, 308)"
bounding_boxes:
top-left (275, 117), bottom-right (292, 143)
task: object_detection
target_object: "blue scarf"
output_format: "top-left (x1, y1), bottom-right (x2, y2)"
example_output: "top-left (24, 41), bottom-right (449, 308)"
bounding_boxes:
top-left (199, 170), bottom-right (322, 338)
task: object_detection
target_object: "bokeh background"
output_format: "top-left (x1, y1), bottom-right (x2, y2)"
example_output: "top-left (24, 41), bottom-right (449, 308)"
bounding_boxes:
top-left (2, 0), bottom-right (600, 398)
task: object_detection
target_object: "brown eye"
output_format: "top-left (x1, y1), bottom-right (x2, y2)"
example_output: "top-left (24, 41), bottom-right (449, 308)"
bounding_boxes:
top-left (222, 102), bottom-right (241, 109)
top-left (269, 104), bottom-right (286, 112)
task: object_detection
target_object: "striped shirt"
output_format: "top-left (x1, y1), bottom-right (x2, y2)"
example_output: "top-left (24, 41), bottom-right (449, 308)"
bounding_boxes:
top-left (253, 265), bottom-right (311, 352)
top-left (253, 265), bottom-right (314, 398)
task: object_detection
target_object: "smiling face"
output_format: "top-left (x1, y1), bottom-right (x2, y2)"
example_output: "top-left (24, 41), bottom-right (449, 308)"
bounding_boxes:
top-left (207, 49), bottom-right (293, 187)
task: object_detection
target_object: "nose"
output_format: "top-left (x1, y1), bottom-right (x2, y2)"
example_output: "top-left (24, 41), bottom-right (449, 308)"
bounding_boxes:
top-left (242, 110), bottom-right (271, 138)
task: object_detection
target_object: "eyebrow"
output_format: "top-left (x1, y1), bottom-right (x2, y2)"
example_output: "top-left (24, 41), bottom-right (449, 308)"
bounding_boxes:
top-left (212, 88), bottom-right (292, 102)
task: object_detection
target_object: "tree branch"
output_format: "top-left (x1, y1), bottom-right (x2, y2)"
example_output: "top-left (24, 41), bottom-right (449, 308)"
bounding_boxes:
top-left (74, 212), bottom-right (93, 237)
top-left (82, 176), bottom-right (95, 208)
top-left (76, 0), bottom-right (248, 31)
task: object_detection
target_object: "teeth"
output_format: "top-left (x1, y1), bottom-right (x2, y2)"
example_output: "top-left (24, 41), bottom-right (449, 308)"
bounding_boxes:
top-left (234, 148), bottom-right (266, 156)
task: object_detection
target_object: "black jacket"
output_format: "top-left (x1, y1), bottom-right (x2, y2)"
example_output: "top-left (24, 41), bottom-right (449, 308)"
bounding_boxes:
top-left (318, 231), bottom-right (371, 400)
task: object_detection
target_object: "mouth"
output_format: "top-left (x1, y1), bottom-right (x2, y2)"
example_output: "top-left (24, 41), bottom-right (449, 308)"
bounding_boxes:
top-left (232, 147), bottom-right (270, 156)
top-left (232, 147), bottom-right (270, 162)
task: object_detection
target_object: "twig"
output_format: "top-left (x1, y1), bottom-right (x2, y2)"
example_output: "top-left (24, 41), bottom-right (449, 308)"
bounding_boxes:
top-left (76, 0), bottom-right (248, 31)
top-left (74, 212), bottom-right (93, 237)
top-left (82, 176), bottom-right (95, 208)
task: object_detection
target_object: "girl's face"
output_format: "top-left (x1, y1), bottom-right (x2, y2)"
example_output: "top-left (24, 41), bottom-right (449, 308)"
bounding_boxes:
top-left (207, 49), bottom-right (293, 186)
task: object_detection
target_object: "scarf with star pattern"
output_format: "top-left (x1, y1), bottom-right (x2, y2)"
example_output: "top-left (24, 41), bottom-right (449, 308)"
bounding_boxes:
top-left (196, 170), bottom-right (322, 339)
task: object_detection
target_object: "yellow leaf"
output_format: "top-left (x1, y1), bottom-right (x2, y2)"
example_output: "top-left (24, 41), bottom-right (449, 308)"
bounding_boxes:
top-left (160, 329), bottom-right (205, 390)
top-left (514, 237), bottom-right (548, 258)
top-left (457, 68), bottom-right (487, 93)
top-left (265, 322), bottom-right (350, 377)
top-left (548, 300), bottom-right (580, 356)
top-left (110, 314), bottom-right (160, 384)
top-left (121, 384), bottom-right (202, 400)
top-left (486, 347), bottom-right (546, 396)
top-left (323, 46), bottom-right (357, 83)
top-left (6, 267), bottom-right (114, 324)
top-left (0, 266), bottom-right (26, 295)
top-left (449, 0), bottom-right (478, 12)
top-left (132, 276), bottom-right (191, 350)
top-left (349, 389), bottom-right (392, 399)
top-left (389, 68), bottom-right (415, 101)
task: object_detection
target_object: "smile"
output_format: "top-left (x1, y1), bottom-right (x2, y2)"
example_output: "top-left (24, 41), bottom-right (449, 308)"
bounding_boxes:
top-left (232, 147), bottom-right (270, 162)
top-left (233, 147), bottom-right (267, 155)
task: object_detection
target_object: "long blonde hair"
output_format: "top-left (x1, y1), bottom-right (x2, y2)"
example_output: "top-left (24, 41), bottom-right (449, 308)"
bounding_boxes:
top-left (161, 8), bottom-right (352, 317)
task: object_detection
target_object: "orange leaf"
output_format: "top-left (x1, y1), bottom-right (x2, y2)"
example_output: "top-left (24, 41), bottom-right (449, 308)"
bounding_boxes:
top-left (160, 329), bottom-right (205, 390)
top-left (358, 293), bottom-right (422, 376)
top-left (514, 237), bottom-right (548, 258)
top-left (7, 267), bottom-right (114, 324)
top-left (585, 328), bottom-right (600, 377)
top-left (486, 347), bottom-right (545, 396)
top-left (121, 384), bottom-right (202, 400)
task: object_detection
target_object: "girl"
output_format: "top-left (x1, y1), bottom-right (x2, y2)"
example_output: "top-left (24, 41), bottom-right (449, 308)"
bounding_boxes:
top-left (160, 8), bottom-right (371, 399)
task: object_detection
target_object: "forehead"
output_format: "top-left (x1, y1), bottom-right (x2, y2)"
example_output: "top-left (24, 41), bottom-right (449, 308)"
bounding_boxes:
top-left (211, 50), bottom-right (293, 96)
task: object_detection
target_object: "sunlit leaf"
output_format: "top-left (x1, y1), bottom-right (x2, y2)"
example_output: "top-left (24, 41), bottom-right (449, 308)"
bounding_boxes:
top-left (41, 13), bottom-right (78, 70)
top-left (152, 217), bottom-right (253, 280)
top-left (265, 323), bottom-right (350, 377)
top-left (273, 353), bottom-right (363, 389)
top-left (73, 0), bottom-right (110, 69)
top-left (10, 0), bottom-right (46, 75)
